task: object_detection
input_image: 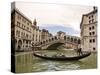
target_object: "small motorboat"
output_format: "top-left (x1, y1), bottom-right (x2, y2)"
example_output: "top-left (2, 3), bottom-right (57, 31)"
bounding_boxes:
top-left (33, 52), bottom-right (91, 61)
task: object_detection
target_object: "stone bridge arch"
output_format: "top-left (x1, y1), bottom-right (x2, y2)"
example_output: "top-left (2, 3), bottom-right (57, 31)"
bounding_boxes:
top-left (46, 42), bottom-right (64, 50)
top-left (40, 35), bottom-right (80, 50)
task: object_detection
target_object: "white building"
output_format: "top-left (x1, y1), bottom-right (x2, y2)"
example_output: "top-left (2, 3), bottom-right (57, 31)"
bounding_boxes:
top-left (80, 7), bottom-right (97, 52)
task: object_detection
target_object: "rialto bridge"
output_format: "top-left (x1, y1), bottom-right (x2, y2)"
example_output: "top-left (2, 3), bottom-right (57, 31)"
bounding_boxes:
top-left (33, 35), bottom-right (81, 50)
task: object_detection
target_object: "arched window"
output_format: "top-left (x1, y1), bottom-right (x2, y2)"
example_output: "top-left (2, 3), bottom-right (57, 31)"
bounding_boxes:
top-left (64, 36), bottom-right (66, 40)
top-left (16, 30), bottom-right (20, 37)
top-left (43, 41), bottom-right (45, 44)
top-left (41, 42), bottom-right (42, 45)
top-left (74, 38), bottom-right (77, 43)
top-left (52, 38), bottom-right (54, 41)
top-left (67, 37), bottom-right (69, 39)
top-left (46, 40), bottom-right (48, 42)
top-left (78, 39), bottom-right (81, 44)
top-left (55, 36), bottom-right (57, 40)
top-left (49, 39), bottom-right (51, 42)
top-left (71, 38), bottom-right (73, 42)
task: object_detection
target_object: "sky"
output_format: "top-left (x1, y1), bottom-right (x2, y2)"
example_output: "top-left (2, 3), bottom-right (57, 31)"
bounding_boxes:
top-left (14, 2), bottom-right (93, 36)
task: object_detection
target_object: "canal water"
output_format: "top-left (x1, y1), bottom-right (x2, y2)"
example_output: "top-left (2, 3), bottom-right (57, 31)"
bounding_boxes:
top-left (32, 50), bottom-right (97, 72)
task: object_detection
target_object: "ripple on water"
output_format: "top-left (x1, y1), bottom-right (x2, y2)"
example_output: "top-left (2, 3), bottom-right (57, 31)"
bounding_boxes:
top-left (33, 60), bottom-right (80, 71)
top-left (57, 64), bottom-right (80, 70)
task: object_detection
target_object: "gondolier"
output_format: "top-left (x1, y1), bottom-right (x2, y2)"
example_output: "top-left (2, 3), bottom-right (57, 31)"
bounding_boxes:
top-left (77, 44), bottom-right (83, 56)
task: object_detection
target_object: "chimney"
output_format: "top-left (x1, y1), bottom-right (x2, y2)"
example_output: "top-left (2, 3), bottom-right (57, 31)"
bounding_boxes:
top-left (33, 18), bottom-right (37, 26)
top-left (93, 6), bottom-right (97, 11)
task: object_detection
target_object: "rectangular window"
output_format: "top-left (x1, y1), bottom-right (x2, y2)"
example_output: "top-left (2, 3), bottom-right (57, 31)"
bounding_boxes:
top-left (92, 32), bottom-right (95, 35)
top-left (22, 24), bottom-right (24, 28)
top-left (93, 47), bottom-right (95, 50)
top-left (22, 18), bottom-right (24, 22)
top-left (24, 26), bottom-right (25, 29)
top-left (21, 32), bottom-right (23, 37)
top-left (89, 32), bottom-right (91, 36)
top-left (17, 31), bottom-right (20, 37)
top-left (27, 27), bottom-right (29, 30)
top-left (23, 33), bottom-right (25, 37)
top-left (89, 27), bottom-right (91, 30)
top-left (92, 26), bottom-right (94, 29)
top-left (17, 15), bottom-right (21, 20)
top-left (26, 34), bottom-right (28, 38)
top-left (93, 39), bottom-right (95, 42)
top-left (27, 22), bottom-right (29, 25)
top-left (22, 18), bottom-right (26, 23)
top-left (89, 39), bottom-right (92, 43)
top-left (89, 16), bottom-right (91, 19)
top-left (91, 15), bottom-right (93, 18)
top-left (17, 21), bottom-right (20, 27)
top-left (24, 19), bottom-right (26, 23)
top-left (89, 20), bottom-right (91, 24)
top-left (92, 19), bottom-right (94, 23)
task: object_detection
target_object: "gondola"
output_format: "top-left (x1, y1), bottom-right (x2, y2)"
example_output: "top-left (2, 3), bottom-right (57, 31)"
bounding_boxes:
top-left (33, 52), bottom-right (91, 61)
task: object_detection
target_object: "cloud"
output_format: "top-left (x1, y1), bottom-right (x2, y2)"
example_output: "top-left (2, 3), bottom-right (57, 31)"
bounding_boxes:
top-left (39, 24), bottom-right (80, 36)
top-left (16, 2), bottom-right (93, 28)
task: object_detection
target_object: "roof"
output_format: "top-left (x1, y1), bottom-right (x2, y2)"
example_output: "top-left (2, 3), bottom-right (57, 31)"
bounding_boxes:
top-left (57, 31), bottom-right (65, 34)
top-left (80, 7), bottom-right (97, 28)
top-left (42, 29), bottom-right (48, 32)
top-left (11, 7), bottom-right (32, 23)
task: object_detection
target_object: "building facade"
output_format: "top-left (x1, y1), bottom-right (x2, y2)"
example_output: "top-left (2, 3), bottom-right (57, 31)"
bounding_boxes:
top-left (11, 8), bottom-right (43, 51)
top-left (80, 7), bottom-right (97, 52)
top-left (32, 19), bottom-right (42, 46)
top-left (11, 8), bottom-right (33, 51)
top-left (41, 29), bottom-right (49, 42)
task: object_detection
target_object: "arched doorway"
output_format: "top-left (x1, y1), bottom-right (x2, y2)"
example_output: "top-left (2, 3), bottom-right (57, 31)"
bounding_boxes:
top-left (18, 40), bottom-right (22, 51)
